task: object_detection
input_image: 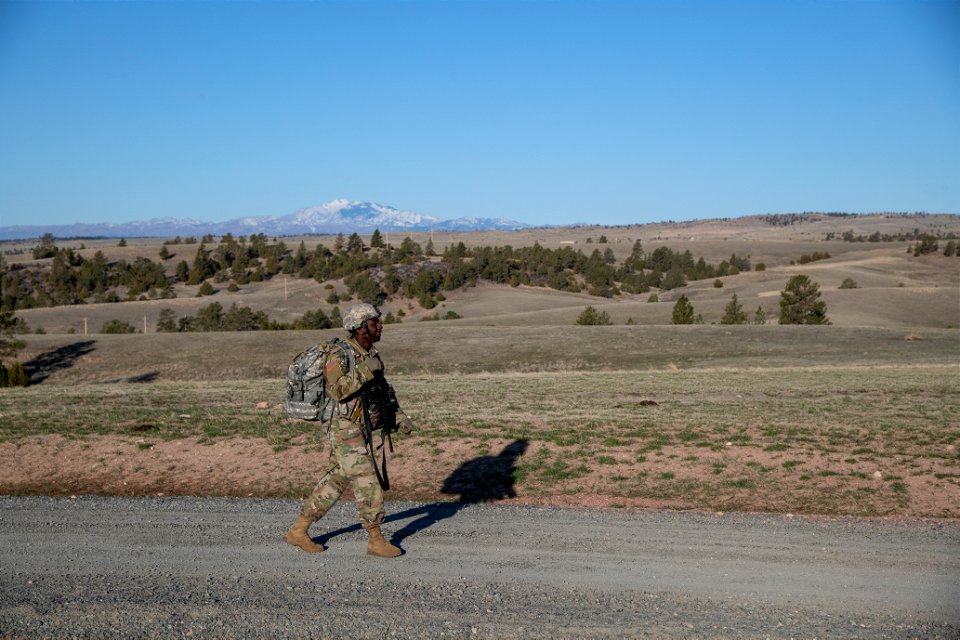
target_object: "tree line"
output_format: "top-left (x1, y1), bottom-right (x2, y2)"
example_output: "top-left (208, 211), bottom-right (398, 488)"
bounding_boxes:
top-left (3, 232), bottom-right (753, 314)
top-left (828, 228), bottom-right (958, 252)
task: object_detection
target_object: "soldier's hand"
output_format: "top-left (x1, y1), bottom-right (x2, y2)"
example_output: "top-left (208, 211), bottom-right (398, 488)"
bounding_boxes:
top-left (398, 415), bottom-right (416, 435)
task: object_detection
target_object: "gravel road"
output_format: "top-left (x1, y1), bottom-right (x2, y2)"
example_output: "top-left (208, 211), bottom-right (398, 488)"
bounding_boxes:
top-left (1, 496), bottom-right (957, 639)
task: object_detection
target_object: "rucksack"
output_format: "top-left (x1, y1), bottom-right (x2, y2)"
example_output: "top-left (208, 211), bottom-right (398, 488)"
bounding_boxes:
top-left (284, 337), bottom-right (355, 421)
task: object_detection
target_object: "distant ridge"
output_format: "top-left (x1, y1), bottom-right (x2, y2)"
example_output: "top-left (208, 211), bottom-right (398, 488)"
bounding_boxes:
top-left (0, 200), bottom-right (531, 241)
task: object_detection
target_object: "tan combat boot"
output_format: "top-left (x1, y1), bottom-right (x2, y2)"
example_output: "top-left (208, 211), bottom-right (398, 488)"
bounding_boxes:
top-left (365, 524), bottom-right (402, 558)
top-left (284, 516), bottom-right (325, 553)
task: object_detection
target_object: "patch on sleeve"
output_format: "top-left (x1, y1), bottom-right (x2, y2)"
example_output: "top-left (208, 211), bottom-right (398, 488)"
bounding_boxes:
top-left (324, 355), bottom-right (344, 376)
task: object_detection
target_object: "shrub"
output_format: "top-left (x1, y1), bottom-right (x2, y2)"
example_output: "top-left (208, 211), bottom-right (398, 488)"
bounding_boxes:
top-left (713, 279), bottom-right (724, 288)
top-left (101, 319), bottom-right (137, 334)
top-left (576, 306), bottom-right (612, 325)
top-left (294, 308), bottom-right (333, 330)
top-left (798, 252), bottom-right (831, 264)
top-left (755, 263), bottom-right (766, 272)
top-left (418, 292), bottom-right (436, 309)
top-left (914, 235), bottom-right (939, 256)
top-left (839, 278), bottom-right (859, 289)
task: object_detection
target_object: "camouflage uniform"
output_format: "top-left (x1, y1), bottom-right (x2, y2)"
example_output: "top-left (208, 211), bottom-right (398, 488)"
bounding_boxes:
top-left (300, 336), bottom-right (403, 527)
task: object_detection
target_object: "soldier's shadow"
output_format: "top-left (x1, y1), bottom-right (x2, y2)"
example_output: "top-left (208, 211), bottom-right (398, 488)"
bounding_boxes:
top-left (314, 439), bottom-right (529, 550)
top-left (24, 340), bottom-right (96, 384)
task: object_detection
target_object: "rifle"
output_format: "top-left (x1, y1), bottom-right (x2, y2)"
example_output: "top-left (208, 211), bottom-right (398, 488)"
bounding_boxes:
top-left (360, 395), bottom-right (392, 491)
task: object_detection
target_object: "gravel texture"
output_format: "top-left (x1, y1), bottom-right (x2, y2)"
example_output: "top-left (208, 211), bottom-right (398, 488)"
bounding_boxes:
top-left (1, 496), bottom-right (958, 639)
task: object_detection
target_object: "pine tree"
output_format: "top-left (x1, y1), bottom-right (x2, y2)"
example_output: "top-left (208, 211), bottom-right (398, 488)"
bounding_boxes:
top-left (347, 233), bottom-right (364, 254)
top-left (156, 308), bottom-right (178, 333)
top-left (175, 260), bottom-right (190, 282)
top-left (779, 275), bottom-right (829, 324)
top-left (671, 295), bottom-right (695, 324)
top-left (661, 266), bottom-right (687, 291)
top-left (32, 233), bottom-right (57, 259)
top-left (7, 361), bottom-right (28, 386)
top-left (753, 306), bottom-right (767, 325)
top-left (329, 306), bottom-right (342, 328)
top-left (721, 294), bottom-right (747, 325)
top-left (187, 244), bottom-right (214, 285)
top-left (194, 302), bottom-right (225, 331)
top-left (370, 229), bottom-right (385, 249)
top-left (0, 308), bottom-right (25, 362)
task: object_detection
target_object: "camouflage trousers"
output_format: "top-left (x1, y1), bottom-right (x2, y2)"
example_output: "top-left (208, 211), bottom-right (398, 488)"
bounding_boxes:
top-left (301, 417), bottom-right (384, 527)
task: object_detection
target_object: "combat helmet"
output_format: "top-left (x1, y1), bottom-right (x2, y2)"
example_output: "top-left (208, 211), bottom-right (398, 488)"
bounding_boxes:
top-left (343, 303), bottom-right (382, 331)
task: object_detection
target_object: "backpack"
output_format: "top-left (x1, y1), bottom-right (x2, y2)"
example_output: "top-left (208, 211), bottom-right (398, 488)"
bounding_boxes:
top-left (284, 337), bottom-right (355, 421)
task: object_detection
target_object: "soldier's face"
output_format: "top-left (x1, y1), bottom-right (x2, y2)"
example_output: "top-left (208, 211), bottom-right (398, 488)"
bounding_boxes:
top-left (363, 318), bottom-right (382, 343)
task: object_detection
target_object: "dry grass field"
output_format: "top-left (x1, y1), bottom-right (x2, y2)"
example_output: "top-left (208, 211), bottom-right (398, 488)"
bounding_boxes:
top-left (2, 214), bottom-right (959, 518)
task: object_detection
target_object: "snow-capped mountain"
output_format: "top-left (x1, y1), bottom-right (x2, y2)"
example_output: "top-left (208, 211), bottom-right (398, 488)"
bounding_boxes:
top-left (272, 200), bottom-right (442, 234)
top-left (0, 200), bottom-right (531, 240)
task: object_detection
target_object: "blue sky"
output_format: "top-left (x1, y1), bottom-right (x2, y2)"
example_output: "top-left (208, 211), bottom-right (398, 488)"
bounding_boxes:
top-left (1, 0), bottom-right (957, 228)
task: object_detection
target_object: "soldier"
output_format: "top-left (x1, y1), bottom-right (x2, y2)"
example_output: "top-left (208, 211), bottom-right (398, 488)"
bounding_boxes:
top-left (284, 303), bottom-right (415, 557)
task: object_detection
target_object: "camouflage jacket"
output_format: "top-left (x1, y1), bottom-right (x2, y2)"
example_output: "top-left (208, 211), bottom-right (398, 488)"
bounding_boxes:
top-left (323, 336), bottom-right (405, 430)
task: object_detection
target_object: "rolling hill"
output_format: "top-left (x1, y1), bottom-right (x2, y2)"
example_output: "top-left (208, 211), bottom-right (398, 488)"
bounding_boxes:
top-left (4, 213), bottom-right (958, 333)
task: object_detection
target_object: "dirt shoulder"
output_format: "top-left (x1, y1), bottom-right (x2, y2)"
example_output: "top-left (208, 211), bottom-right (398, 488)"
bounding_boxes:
top-left (4, 434), bottom-right (958, 520)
